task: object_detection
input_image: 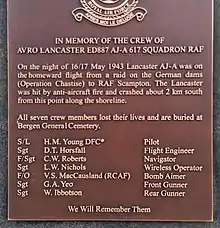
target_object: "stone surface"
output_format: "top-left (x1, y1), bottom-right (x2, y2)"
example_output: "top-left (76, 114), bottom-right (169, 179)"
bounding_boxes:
top-left (0, 0), bottom-right (219, 227)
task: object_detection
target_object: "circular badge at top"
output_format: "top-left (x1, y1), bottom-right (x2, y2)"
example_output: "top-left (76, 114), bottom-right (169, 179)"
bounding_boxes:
top-left (72, 0), bottom-right (147, 27)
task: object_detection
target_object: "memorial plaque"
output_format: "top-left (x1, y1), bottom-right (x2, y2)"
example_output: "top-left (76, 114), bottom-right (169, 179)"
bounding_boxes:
top-left (8, 0), bottom-right (213, 221)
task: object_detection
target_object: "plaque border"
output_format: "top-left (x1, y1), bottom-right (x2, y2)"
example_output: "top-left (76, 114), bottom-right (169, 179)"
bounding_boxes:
top-left (7, 0), bottom-right (214, 222)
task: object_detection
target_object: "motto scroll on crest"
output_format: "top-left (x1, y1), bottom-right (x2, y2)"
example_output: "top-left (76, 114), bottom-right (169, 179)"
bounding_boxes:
top-left (72, 0), bottom-right (147, 27)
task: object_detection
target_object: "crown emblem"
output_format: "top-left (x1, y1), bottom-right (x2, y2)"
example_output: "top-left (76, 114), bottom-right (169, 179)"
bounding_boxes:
top-left (72, 0), bottom-right (147, 27)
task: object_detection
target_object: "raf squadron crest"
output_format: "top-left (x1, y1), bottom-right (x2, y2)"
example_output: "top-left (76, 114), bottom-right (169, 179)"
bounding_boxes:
top-left (72, 0), bottom-right (147, 27)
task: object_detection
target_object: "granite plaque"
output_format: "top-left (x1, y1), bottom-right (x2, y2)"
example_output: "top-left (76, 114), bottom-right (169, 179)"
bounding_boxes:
top-left (8, 0), bottom-right (213, 221)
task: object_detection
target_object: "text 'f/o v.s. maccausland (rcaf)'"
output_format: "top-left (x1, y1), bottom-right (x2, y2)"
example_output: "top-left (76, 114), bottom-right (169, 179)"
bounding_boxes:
top-left (8, 0), bottom-right (213, 221)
